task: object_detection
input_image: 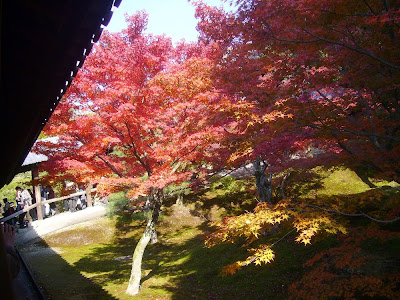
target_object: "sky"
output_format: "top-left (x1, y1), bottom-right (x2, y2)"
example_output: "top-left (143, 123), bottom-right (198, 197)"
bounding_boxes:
top-left (106, 0), bottom-right (232, 43)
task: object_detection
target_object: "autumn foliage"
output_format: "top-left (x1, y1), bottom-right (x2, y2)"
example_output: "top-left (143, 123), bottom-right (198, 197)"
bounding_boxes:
top-left (37, 12), bottom-right (228, 198)
top-left (290, 229), bottom-right (400, 299)
top-left (194, 0), bottom-right (400, 296)
top-left (195, 0), bottom-right (400, 178)
top-left (33, 0), bottom-right (400, 297)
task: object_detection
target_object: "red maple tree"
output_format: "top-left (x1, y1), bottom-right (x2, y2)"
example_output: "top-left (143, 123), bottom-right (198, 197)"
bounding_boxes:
top-left (194, 0), bottom-right (400, 293)
top-left (195, 0), bottom-right (400, 181)
top-left (36, 12), bottom-right (233, 295)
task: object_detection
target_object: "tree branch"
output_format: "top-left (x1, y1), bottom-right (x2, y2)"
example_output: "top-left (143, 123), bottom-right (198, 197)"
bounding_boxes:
top-left (357, 89), bottom-right (384, 151)
top-left (123, 119), bottom-right (152, 175)
top-left (96, 154), bottom-right (123, 177)
top-left (242, 229), bottom-right (296, 266)
top-left (300, 26), bottom-right (400, 70)
top-left (307, 204), bottom-right (400, 223)
top-left (363, 0), bottom-right (377, 15)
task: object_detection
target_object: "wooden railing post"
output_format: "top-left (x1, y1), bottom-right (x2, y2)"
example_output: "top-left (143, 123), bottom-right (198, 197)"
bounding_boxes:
top-left (86, 183), bottom-right (93, 207)
top-left (32, 165), bottom-right (43, 220)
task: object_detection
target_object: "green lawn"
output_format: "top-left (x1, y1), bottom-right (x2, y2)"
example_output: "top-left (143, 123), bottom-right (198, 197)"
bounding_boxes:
top-left (21, 215), bottom-right (322, 299)
top-left (18, 169), bottom-right (400, 299)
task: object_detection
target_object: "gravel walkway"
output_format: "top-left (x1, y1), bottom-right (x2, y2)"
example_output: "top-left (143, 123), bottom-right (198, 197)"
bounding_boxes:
top-left (15, 205), bottom-right (106, 245)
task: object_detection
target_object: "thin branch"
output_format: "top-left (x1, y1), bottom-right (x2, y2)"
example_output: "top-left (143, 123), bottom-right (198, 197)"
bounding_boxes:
top-left (301, 26), bottom-right (400, 70)
top-left (263, 23), bottom-right (320, 44)
top-left (307, 204), bottom-right (364, 217)
top-left (96, 154), bottom-right (123, 177)
top-left (357, 89), bottom-right (384, 151)
top-left (171, 144), bottom-right (200, 166)
top-left (361, 212), bottom-right (400, 223)
top-left (243, 229), bottom-right (296, 266)
top-left (123, 119), bottom-right (151, 175)
top-left (306, 122), bottom-right (400, 143)
top-left (314, 89), bottom-right (361, 128)
top-left (315, 8), bottom-right (373, 18)
top-left (164, 162), bottom-right (257, 198)
top-left (271, 229), bottom-right (296, 247)
top-left (307, 204), bottom-right (400, 223)
top-left (363, 0), bottom-right (377, 15)
top-left (335, 136), bottom-right (355, 155)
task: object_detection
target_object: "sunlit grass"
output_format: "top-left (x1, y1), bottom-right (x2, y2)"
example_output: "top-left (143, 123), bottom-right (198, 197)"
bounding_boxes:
top-left (317, 168), bottom-right (371, 196)
top-left (20, 214), bottom-right (311, 299)
top-left (18, 170), bottom-right (400, 299)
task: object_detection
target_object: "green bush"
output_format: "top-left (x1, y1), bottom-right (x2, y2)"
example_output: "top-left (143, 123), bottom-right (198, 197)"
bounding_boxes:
top-left (106, 191), bottom-right (130, 218)
top-left (210, 176), bottom-right (246, 194)
top-left (106, 191), bottom-right (148, 227)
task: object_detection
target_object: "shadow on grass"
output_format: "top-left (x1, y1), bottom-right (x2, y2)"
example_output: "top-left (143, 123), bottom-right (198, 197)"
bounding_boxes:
top-left (24, 173), bottom-right (398, 299)
top-left (18, 233), bottom-right (117, 300)
top-left (162, 177), bottom-right (257, 219)
top-left (71, 221), bottom-right (329, 300)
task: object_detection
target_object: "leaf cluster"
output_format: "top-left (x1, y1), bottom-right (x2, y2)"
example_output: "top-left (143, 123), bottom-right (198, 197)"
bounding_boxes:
top-left (289, 229), bottom-right (400, 299)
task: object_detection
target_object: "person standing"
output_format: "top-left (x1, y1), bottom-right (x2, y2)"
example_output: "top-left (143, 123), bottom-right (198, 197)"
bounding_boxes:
top-left (70, 195), bottom-right (77, 213)
top-left (63, 198), bottom-right (70, 212)
top-left (21, 188), bottom-right (32, 223)
top-left (2, 198), bottom-right (15, 226)
top-left (41, 186), bottom-right (50, 216)
top-left (47, 186), bottom-right (57, 215)
top-left (15, 187), bottom-right (27, 228)
top-left (21, 188), bottom-right (32, 209)
top-left (65, 182), bottom-right (78, 212)
top-left (28, 189), bottom-right (37, 221)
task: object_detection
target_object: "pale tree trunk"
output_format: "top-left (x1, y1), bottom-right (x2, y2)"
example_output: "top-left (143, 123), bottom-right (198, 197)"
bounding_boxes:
top-left (176, 193), bottom-right (184, 206)
top-left (126, 188), bottom-right (163, 295)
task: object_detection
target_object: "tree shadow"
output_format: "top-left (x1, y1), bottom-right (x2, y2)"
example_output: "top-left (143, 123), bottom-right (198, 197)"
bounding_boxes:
top-left (69, 185), bottom-right (400, 299)
top-left (72, 221), bottom-right (314, 299)
top-left (32, 177), bottom-right (399, 299)
top-left (162, 177), bottom-right (257, 220)
top-left (17, 230), bottom-right (117, 300)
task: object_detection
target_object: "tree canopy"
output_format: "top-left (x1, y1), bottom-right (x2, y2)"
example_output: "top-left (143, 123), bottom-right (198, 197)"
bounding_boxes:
top-left (36, 12), bottom-right (236, 295)
top-left (37, 12), bottom-right (229, 198)
top-left (193, 0), bottom-right (400, 295)
top-left (34, 1), bottom-right (400, 297)
top-left (195, 0), bottom-right (400, 178)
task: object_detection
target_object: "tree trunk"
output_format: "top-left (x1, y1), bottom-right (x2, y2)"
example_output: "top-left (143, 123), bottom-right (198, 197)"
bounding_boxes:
top-left (176, 193), bottom-right (184, 206)
top-left (354, 165), bottom-right (376, 188)
top-left (279, 172), bottom-right (291, 199)
top-left (125, 219), bottom-right (153, 295)
top-left (253, 157), bottom-right (272, 204)
top-left (126, 188), bottom-right (163, 295)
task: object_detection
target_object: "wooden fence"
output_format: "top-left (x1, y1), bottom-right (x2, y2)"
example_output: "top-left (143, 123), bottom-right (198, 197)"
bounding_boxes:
top-left (0, 187), bottom-right (97, 223)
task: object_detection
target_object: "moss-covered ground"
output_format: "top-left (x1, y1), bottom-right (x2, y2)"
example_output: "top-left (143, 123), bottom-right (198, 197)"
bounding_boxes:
top-left (18, 168), bottom-right (400, 299)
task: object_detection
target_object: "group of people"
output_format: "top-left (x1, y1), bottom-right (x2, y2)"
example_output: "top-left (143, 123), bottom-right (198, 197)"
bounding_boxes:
top-left (1, 187), bottom-right (35, 228)
top-left (1, 183), bottom-right (89, 229)
top-left (63, 184), bottom-right (87, 213)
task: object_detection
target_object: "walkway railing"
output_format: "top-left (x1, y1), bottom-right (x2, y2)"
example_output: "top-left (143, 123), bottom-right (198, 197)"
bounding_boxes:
top-left (0, 188), bottom-right (97, 223)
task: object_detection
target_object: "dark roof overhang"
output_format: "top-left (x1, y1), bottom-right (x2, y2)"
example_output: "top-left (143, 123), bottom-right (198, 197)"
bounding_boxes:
top-left (0, 0), bottom-right (122, 187)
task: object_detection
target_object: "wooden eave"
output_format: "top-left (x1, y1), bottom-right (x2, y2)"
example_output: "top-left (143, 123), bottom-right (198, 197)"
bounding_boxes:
top-left (0, 0), bottom-right (122, 187)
